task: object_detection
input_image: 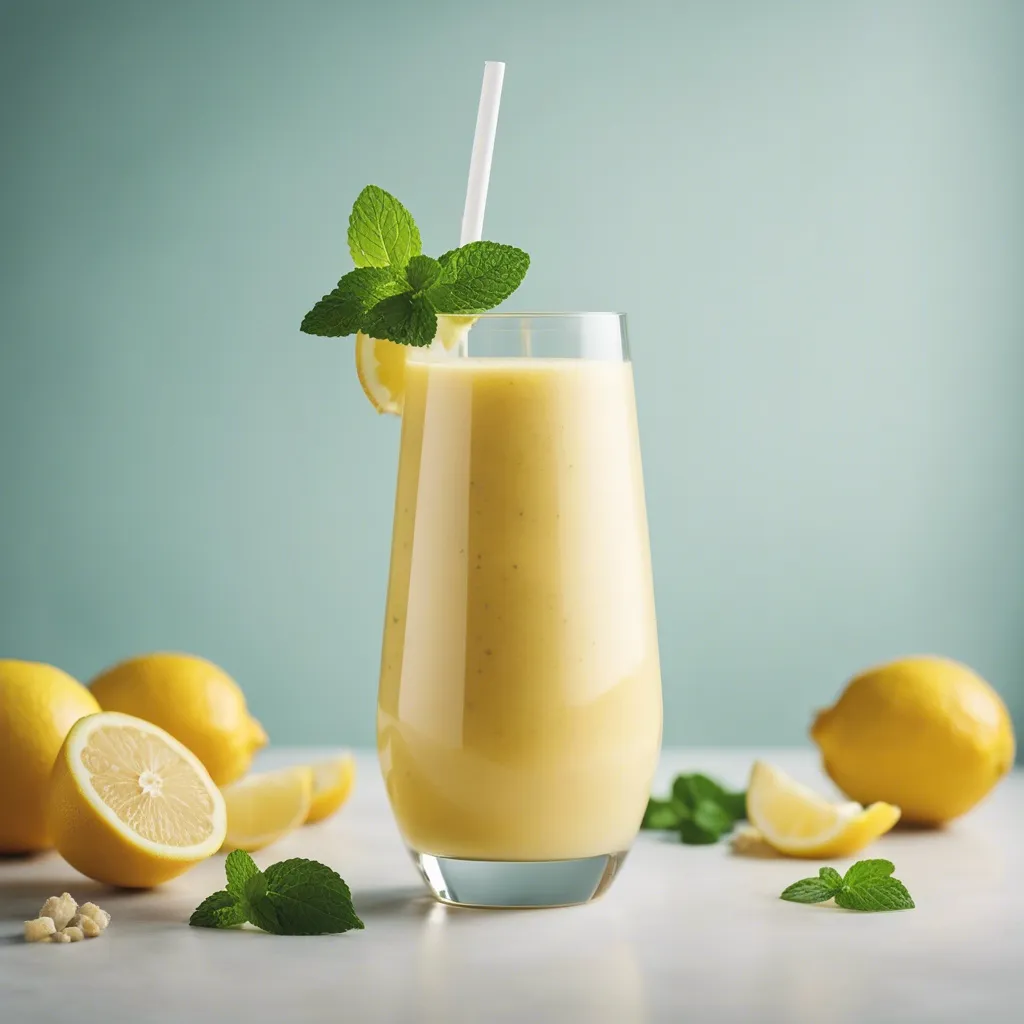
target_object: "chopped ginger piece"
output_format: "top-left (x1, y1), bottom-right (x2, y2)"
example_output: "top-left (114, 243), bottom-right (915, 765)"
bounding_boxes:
top-left (38, 893), bottom-right (77, 931)
top-left (24, 917), bottom-right (56, 943)
top-left (78, 903), bottom-right (111, 930)
top-left (69, 914), bottom-right (102, 937)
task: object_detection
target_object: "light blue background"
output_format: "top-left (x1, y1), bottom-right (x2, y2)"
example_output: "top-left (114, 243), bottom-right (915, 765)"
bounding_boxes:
top-left (1, 0), bottom-right (1021, 749)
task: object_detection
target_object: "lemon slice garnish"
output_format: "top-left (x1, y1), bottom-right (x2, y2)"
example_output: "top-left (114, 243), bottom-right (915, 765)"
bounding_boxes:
top-left (355, 334), bottom-right (407, 415)
top-left (354, 316), bottom-right (475, 415)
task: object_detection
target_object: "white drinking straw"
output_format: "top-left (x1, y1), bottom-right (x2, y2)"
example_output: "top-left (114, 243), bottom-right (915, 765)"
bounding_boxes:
top-left (456, 61), bottom-right (505, 356)
top-left (460, 61), bottom-right (505, 247)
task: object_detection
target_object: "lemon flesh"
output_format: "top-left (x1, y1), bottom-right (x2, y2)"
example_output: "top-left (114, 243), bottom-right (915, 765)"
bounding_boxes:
top-left (89, 653), bottom-right (267, 787)
top-left (49, 711), bottom-right (226, 887)
top-left (221, 766), bottom-right (314, 852)
top-left (0, 661), bottom-right (100, 853)
top-left (356, 334), bottom-right (407, 415)
top-left (746, 761), bottom-right (900, 858)
top-left (355, 317), bottom-right (475, 416)
top-left (812, 656), bottom-right (1015, 824)
top-left (305, 755), bottom-right (356, 825)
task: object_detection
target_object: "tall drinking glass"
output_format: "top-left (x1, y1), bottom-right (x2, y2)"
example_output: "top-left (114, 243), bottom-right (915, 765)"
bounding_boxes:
top-left (377, 313), bottom-right (663, 908)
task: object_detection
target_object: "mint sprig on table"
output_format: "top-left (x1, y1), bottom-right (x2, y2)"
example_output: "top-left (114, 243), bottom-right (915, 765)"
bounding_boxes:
top-left (301, 185), bottom-right (530, 348)
top-left (189, 850), bottom-right (364, 935)
top-left (781, 859), bottom-right (915, 912)
top-left (641, 773), bottom-right (747, 845)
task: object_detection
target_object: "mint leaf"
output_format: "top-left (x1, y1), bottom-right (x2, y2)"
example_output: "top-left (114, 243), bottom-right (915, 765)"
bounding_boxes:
top-left (301, 267), bottom-right (407, 337)
top-left (819, 866), bottom-right (844, 890)
top-left (843, 859), bottom-right (895, 886)
top-left (780, 878), bottom-right (839, 905)
top-left (225, 850), bottom-right (260, 898)
top-left (190, 854), bottom-right (364, 934)
top-left (672, 775), bottom-right (746, 823)
top-left (644, 772), bottom-right (746, 844)
top-left (426, 242), bottom-right (530, 314)
top-left (671, 775), bottom-right (695, 806)
top-left (678, 818), bottom-right (720, 844)
top-left (253, 858), bottom-right (364, 935)
top-left (244, 876), bottom-right (281, 935)
top-left (641, 798), bottom-right (683, 830)
top-left (781, 860), bottom-right (915, 912)
top-left (362, 293), bottom-right (437, 347)
top-left (189, 890), bottom-right (248, 929)
top-left (405, 255), bottom-right (442, 294)
top-left (678, 798), bottom-right (733, 844)
top-left (835, 877), bottom-right (915, 912)
top-left (301, 286), bottom-right (362, 337)
top-left (719, 790), bottom-right (747, 821)
top-left (692, 799), bottom-right (733, 837)
top-left (243, 870), bottom-right (267, 904)
top-left (348, 185), bottom-right (421, 269)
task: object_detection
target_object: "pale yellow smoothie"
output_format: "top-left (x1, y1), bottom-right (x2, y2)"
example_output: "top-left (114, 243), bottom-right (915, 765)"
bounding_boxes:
top-left (378, 354), bottom-right (662, 861)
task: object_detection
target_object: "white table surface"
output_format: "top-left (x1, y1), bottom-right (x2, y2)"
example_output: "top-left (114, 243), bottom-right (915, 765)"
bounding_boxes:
top-left (1, 748), bottom-right (1021, 1023)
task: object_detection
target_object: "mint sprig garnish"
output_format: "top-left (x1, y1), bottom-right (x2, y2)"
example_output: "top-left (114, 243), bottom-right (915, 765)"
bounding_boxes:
top-left (780, 859), bottom-right (915, 912)
top-left (301, 185), bottom-right (530, 347)
top-left (641, 773), bottom-right (747, 845)
top-left (189, 850), bottom-right (365, 935)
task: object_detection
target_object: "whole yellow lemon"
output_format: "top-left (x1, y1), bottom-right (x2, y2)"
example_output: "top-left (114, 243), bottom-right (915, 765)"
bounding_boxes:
top-left (811, 656), bottom-right (1015, 824)
top-left (88, 653), bottom-right (267, 786)
top-left (0, 660), bottom-right (100, 852)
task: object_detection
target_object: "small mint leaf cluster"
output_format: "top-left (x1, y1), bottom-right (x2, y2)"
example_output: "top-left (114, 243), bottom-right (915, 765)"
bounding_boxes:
top-left (780, 859), bottom-right (915, 912)
top-left (301, 185), bottom-right (530, 348)
top-left (189, 850), bottom-right (364, 935)
top-left (642, 773), bottom-right (747, 845)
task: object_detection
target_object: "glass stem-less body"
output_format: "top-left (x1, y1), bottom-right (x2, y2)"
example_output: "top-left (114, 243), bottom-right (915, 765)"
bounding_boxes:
top-left (377, 315), bottom-right (662, 905)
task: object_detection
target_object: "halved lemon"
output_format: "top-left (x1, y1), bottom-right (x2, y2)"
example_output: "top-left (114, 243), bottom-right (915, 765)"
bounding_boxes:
top-left (305, 754), bottom-right (356, 825)
top-left (746, 761), bottom-right (900, 858)
top-left (221, 765), bottom-right (313, 852)
top-left (48, 711), bottom-right (227, 888)
top-left (354, 317), bottom-right (475, 415)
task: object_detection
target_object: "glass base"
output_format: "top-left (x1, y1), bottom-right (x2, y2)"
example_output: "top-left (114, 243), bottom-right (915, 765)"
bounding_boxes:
top-left (411, 849), bottom-right (630, 908)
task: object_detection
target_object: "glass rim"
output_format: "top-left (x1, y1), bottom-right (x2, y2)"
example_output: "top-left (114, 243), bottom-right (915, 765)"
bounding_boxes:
top-left (436, 311), bottom-right (625, 320)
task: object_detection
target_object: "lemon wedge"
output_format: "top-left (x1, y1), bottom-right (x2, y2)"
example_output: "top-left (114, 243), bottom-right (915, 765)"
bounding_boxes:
top-left (354, 317), bottom-right (475, 415)
top-left (221, 766), bottom-right (313, 852)
top-left (746, 761), bottom-right (900, 858)
top-left (355, 333), bottom-right (407, 415)
top-left (48, 711), bottom-right (227, 887)
top-left (305, 754), bottom-right (356, 825)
